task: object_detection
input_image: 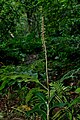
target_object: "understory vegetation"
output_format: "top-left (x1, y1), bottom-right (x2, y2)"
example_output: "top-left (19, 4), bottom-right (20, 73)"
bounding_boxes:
top-left (0, 0), bottom-right (80, 120)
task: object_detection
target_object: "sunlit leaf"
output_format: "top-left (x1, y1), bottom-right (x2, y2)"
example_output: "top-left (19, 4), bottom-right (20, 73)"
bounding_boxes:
top-left (75, 88), bottom-right (80, 93)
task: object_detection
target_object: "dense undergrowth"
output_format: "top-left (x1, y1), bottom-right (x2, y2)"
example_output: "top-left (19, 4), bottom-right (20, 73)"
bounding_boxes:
top-left (0, 35), bottom-right (80, 120)
top-left (0, 0), bottom-right (80, 119)
top-left (0, 40), bottom-right (80, 119)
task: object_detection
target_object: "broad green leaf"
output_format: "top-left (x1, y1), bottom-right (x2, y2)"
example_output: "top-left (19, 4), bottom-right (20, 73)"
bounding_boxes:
top-left (75, 88), bottom-right (80, 93)
top-left (69, 112), bottom-right (73, 120)
top-left (77, 114), bottom-right (80, 119)
top-left (25, 88), bottom-right (45, 103)
top-left (0, 78), bottom-right (10, 91)
top-left (35, 92), bottom-right (47, 106)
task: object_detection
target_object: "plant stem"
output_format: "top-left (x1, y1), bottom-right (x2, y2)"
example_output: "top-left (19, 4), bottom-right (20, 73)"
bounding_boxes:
top-left (41, 16), bottom-right (50, 120)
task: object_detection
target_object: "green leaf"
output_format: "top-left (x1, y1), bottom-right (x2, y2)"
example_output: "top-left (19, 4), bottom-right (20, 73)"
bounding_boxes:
top-left (69, 112), bottom-right (73, 120)
top-left (0, 112), bottom-right (3, 119)
top-left (68, 96), bottom-right (80, 108)
top-left (35, 92), bottom-right (47, 106)
top-left (75, 88), bottom-right (80, 93)
top-left (52, 109), bottom-right (63, 120)
top-left (0, 73), bottom-right (40, 91)
top-left (0, 78), bottom-right (10, 91)
top-left (77, 114), bottom-right (80, 119)
top-left (25, 88), bottom-right (45, 103)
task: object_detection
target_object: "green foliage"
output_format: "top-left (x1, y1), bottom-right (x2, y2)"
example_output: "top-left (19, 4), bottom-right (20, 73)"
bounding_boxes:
top-left (0, 0), bottom-right (80, 119)
top-left (44, 0), bottom-right (80, 37)
top-left (75, 88), bottom-right (80, 93)
top-left (18, 33), bottom-right (42, 54)
top-left (0, 64), bottom-right (80, 119)
top-left (47, 36), bottom-right (80, 63)
top-left (0, 65), bottom-right (37, 91)
top-left (0, 0), bottom-right (23, 40)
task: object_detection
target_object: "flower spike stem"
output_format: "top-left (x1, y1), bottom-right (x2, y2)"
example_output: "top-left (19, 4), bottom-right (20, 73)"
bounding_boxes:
top-left (41, 16), bottom-right (50, 120)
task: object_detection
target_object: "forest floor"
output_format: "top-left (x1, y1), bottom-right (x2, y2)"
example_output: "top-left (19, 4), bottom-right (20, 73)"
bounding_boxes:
top-left (0, 55), bottom-right (80, 120)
